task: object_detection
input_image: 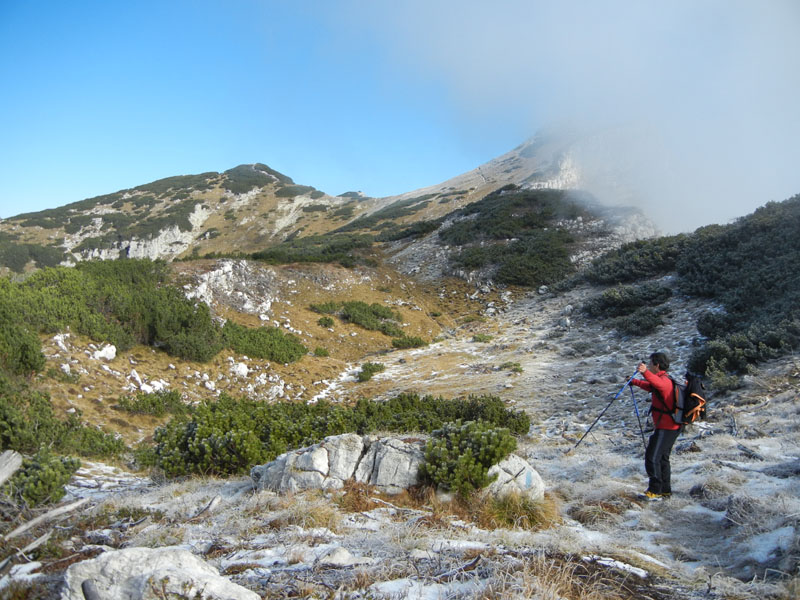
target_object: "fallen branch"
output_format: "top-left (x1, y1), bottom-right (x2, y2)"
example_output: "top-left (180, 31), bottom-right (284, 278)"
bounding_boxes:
top-left (432, 555), bottom-right (481, 582)
top-left (0, 529), bottom-right (52, 576)
top-left (736, 443), bottom-right (766, 461)
top-left (187, 495), bottom-right (221, 522)
top-left (3, 497), bottom-right (89, 541)
top-left (712, 459), bottom-right (761, 473)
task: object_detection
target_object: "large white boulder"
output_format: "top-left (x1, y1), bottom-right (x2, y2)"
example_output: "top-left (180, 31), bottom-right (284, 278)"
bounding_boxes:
top-left (251, 435), bottom-right (545, 500)
top-left (355, 437), bottom-right (424, 494)
top-left (251, 434), bottom-right (424, 495)
top-left (61, 546), bottom-right (259, 600)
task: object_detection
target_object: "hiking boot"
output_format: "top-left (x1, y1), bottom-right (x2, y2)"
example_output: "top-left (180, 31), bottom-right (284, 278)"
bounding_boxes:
top-left (661, 492), bottom-right (672, 499)
top-left (640, 491), bottom-right (664, 501)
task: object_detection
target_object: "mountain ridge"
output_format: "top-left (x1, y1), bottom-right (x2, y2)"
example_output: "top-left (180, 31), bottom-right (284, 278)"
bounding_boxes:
top-left (0, 133), bottom-right (655, 275)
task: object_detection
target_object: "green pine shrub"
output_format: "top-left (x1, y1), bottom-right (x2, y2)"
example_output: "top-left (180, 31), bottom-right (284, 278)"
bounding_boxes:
top-left (0, 300), bottom-right (45, 376)
top-left (0, 375), bottom-right (125, 459)
top-left (309, 301), bottom-right (403, 337)
top-left (581, 282), bottom-right (672, 318)
top-left (419, 420), bottom-right (516, 498)
top-left (275, 184), bottom-right (317, 198)
top-left (391, 336), bottom-right (428, 349)
top-left (116, 390), bottom-right (188, 417)
top-left (609, 307), bottom-right (669, 336)
top-left (313, 347), bottom-right (329, 357)
top-left (437, 187), bottom-right (583, 288)
top-left (0, 242), bottom-right (65, 273)
top-left (376, 219), bottom-right (442, 242)
top-left (222, 321), bottom-right (306, 363)
top-left (317, 316), bottom-right (334, 328)
top-left (251, 233), bottom-right (373, 266)
top-left (584, 235), bottom-right (687, 284)
top-left (223, 164), bottom-right (287, 194)
top-left (335, 195), bottom-right (435, 233)
top-left (357, 362), bottom-right (385, 382)
top-left (3, 449), bottom-right (80, 507)
top-left (0, 258), bottom-right (305, 367)
top-left (150, 393), bottom-right (529, 478)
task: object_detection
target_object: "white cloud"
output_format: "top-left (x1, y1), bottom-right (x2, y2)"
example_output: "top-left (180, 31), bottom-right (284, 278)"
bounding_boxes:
top-left (327, 0), bottom-right (800, 232)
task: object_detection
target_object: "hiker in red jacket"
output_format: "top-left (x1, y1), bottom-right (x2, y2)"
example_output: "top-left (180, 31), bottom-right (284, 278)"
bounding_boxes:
top-left (630, 352), bottom-right (680, 500)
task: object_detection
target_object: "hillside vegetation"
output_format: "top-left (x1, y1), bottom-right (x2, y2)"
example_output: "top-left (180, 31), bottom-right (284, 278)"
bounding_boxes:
top-left (585, 194), bottom-right (800, 385)
top-left (0, 259), bottom-right (306, 370)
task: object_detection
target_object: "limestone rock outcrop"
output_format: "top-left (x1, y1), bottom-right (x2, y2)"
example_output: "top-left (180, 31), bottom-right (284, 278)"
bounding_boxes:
top-left (61, 546), bottom-right (259, 600)
top-left (251, 433), bottom-right (425, 495)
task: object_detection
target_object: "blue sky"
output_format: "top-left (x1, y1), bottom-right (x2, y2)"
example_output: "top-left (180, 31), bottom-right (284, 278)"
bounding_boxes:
top-left (1, 1), bottom-right (798, 232)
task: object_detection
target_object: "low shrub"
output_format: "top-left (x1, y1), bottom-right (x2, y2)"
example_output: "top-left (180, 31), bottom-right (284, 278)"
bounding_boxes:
top-left (335, 196), bottom-right (434, 233)
top-left (472, 334), bottom-right (493, 343)
top-left (116, 390), bottom-right (187, 417)
top-left (313, 347), bottom-right (329, 357)
top-left (223, 164), bottom-right (286, 195)
top-left (310, 301), bottom-right (402, 337)
top-left (252, 233), bottom-right (373, 266)
top-left (150, 393), bottom-right (529, 478)
top-left (419, 420), bottom-right (516, 498)
top-left (357, 362), bottom-right (385, 382)
top-left (582, 283), bottom-right (672, 318)
top-left (317, 316), bottom-right (334, 328)
top-left (3, 449), bottom-right (80, 507)
top-left (391, 336), bottom-right (428, 349)
top-left (222, 321), bottom-right (306, 363)
top-left (0, 242), bottom-right (65, 273)
top-left (376, 219), bottom-right (442, 242)
top-left (584, 235), bottom-right (686, 284)
top-left (275, 184), bottom-right (317, 198)
top-left (0, 313), bottom-right (45, 376)
top-left (609, 307), bottom-right (668, 336)
top-left (0, 376), bottom-right (124, 458)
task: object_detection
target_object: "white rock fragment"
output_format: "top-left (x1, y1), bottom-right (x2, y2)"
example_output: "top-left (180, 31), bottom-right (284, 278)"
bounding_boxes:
top-left (232, 362), bottom-right (249, 378)
top-left (54, 333), bottom-right (71, 352)
top-left (91, 344), bottom-right (116, 361)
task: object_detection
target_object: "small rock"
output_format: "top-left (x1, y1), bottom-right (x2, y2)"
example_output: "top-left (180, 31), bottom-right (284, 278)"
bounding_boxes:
top-left (91, 344), bottom-right (116, 361)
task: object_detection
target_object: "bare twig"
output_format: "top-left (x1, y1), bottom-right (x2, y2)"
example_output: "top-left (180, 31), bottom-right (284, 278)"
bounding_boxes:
top-left (712, 459), bottom-right (761, 473)
top-left (432, 555), bottom-right (481, 582)
top-left (187, 495), bottom-right (221, 521)
top-left (3, 497), bottom-right (89, 540)
top-left (0, 529), bottom-right (52, 576)
top-left (736, 443), bottom-right (766, 461)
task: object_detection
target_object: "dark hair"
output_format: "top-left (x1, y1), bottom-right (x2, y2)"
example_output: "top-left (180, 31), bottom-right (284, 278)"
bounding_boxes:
top-left (649, 352), bottom-right (670, 371)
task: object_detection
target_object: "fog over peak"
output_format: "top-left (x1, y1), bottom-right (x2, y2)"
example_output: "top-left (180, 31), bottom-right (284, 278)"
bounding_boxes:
top-left (328, 0), bottom-right (800, 233)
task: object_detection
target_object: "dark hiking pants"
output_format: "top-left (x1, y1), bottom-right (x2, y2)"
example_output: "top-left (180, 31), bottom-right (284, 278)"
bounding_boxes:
top-left (645, 428), bottom-right (681, 495)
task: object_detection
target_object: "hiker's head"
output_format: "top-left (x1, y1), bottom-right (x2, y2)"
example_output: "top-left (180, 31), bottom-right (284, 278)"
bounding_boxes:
top-left (649, 352), bottom-right (670, 371)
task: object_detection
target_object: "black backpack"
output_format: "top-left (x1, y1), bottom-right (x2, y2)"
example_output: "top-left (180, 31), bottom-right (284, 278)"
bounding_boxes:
top-left (653, 373), bottom-right (707, 426)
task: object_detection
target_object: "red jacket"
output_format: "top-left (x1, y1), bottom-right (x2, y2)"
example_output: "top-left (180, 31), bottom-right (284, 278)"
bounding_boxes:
top-left (631, 370), bottom-right (681, 430)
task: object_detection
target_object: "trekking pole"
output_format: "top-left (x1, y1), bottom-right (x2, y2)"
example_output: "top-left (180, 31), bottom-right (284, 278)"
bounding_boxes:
top-left (629, 385), bottom-right (647, 452)
top-left (566, 371), bottom-right (638, 454)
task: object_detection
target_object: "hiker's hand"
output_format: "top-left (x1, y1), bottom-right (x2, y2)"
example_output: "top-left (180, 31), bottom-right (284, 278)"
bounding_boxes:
top-left (636, 362), bottom-right (647, 374)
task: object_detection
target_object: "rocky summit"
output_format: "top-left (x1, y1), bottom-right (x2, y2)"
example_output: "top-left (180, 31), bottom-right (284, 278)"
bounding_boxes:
top-left (1, 133), bottom-right (799, 600)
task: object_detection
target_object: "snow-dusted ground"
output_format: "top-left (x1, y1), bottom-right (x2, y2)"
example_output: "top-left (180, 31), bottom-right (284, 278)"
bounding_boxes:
top-left (2, 281), bottom-right (798, 599)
